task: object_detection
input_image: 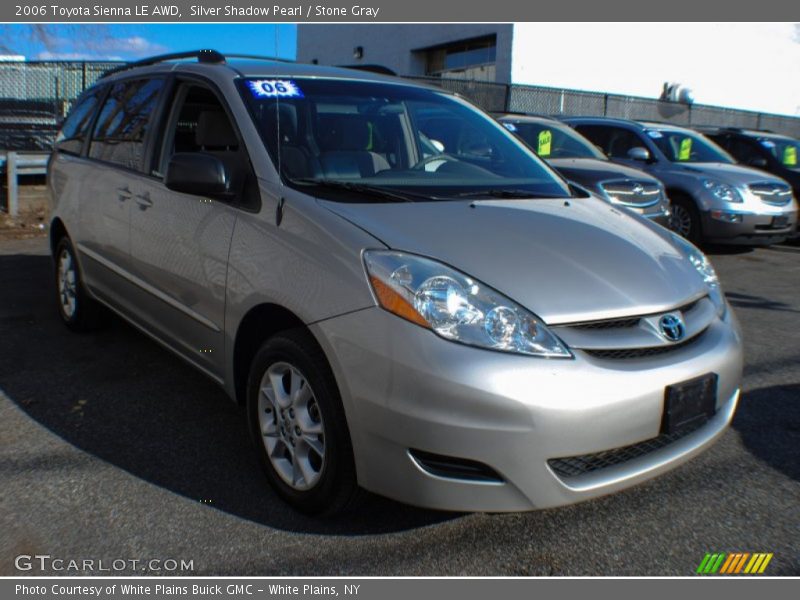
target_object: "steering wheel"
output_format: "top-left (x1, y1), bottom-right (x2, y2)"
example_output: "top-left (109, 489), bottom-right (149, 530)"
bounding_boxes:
top-left (412, 153), bottom-right (460, 171)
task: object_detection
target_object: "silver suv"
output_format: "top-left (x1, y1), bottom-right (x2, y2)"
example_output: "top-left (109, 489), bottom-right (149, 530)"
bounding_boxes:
top-left (565, 117), bottom-right (798, 245)
top-left (48, 51), bottom-right (743, 515)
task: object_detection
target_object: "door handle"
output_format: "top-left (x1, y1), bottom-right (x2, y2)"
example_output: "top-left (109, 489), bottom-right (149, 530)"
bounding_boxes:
top-left (116, 187), bottom-right (132, 202)
top-left (135, 193), bottom-right (154, 211)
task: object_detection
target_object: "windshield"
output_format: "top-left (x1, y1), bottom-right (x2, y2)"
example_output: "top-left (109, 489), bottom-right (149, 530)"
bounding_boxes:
top-left (759, 136), bottom-right (800, 171)
top-left (648, 129), bottom-right (734, 164)
top-left (503, 120), bottom-right (607, 160)
top-left (239, 78), bottom-right (571, 201)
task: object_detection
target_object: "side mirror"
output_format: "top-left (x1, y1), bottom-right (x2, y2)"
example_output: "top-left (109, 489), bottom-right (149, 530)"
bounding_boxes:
top-left (165, 153), bottom-right (234, 198)
top-left (627, 146), bottom-right (651, 162)
top-left (747, 156), bottom-right (768, 169)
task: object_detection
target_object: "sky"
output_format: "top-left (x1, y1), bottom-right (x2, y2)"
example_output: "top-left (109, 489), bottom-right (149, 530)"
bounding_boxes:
top-left (0, 24), bottom-right (297, 61)
top-left (511, 22), bottom-right (800, 116)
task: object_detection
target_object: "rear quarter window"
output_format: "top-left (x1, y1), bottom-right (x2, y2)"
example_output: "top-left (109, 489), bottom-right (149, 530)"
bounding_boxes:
top-left (55, 91), bottom-right (101, 155)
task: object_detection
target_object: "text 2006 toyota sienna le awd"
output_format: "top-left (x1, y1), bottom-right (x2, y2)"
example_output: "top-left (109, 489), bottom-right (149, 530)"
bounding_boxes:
top-left (47, 52), bottom-right (743, 514)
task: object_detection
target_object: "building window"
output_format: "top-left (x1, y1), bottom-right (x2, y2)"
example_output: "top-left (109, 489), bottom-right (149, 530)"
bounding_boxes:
top-left (423, 35), bottom-right (497, 81)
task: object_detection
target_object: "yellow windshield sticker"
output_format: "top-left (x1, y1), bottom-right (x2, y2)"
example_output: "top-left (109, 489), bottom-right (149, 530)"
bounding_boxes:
top-left (678, 137), bottom-right (693, 161)
top-left (783, 146), bottom-right (797, 166)
top-left (538, 130), bottom-right (552, 157)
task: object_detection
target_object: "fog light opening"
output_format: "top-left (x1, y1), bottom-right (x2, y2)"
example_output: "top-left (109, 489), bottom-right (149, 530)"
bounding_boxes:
top-left (710, 210), bottom-right (743, 223)
top-left (408, 449), bottom-right (504, 484)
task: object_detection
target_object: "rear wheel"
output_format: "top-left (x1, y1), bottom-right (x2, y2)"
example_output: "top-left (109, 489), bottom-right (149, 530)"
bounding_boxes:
top-left (246, 329), bottom-right (361, 515)
top-left (54, 237), bottom-right (105, 331)
top-left (669, 195), bottom-right (703, 244)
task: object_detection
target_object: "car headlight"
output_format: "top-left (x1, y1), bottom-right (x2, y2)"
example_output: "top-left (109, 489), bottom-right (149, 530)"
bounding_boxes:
top-left (701, 179), bottom-right (742, 203)
top-left (671, 234), bottom-right (726, 316)
top-left (363, 250), bottom-right (572, 358)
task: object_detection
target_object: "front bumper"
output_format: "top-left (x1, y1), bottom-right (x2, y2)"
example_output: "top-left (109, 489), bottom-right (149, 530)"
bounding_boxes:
top-left (312, 305), bottom-right (743, 512)
top-left (700, 205), bottom-right (797, 245)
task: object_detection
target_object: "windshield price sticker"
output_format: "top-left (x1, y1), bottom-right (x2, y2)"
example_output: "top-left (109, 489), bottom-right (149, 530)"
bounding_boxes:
top-left (678, 137), bottom-right (693, 161)
top-left (248, 80), bottom-right (304, 98)
top-left (646, 130), bottom-right (663, 138)
top-left (538, 130), bottom-right (552, 156)
top-left (783, 146), bottom-right (797, 166)
top-left (502, 122), bottom-right (518, 132)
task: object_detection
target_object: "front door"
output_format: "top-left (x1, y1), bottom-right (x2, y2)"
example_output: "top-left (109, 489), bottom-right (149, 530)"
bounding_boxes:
top-left (127, 81), bottom-right (256, 381)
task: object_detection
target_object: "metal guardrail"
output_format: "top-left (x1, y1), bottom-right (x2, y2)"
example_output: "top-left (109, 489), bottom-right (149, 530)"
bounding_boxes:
top-left (1, 152), bottom-right (49, 217)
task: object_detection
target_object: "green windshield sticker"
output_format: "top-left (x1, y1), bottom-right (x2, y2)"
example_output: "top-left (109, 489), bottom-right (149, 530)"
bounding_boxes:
top-left (678, 137), bottom-right (693, 161)
top-left (538, 130), bottom-right (552, 157)
top-left (783, 146), bottom-right (797, 166)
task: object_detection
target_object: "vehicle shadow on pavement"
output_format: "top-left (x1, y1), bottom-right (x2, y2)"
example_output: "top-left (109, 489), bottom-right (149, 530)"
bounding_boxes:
top-left (703, 244), bottom-right (754, 256)
top-left (724, 291), bottom-right (800, 314)
top-left (0, 252), bottom-right (458, 535)
top-left (732, 383), bottom-right (800, 482)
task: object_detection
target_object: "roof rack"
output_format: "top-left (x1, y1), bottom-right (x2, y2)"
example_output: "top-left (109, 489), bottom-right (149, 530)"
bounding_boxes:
top-left (100, 50), bottom-right (299, 79)
top-left (222, 53), bottom-right (295, 64)
top-left (100, 49), bottom-right (227, 79)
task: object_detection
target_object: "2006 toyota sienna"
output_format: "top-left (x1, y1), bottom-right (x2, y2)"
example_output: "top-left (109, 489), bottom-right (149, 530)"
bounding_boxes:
top-left (48, 51), bottom-right (743, 515)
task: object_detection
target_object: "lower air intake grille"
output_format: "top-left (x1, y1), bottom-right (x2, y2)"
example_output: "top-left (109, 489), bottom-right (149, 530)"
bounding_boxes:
top-left (583, 329), bottom-right (705, 360)
top-left (548, 418), bottom-right (707, 479)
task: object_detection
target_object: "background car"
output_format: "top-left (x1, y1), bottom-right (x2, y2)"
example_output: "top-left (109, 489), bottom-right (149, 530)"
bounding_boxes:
top-left (496, 114), bottom-right (671, 226)
top-left (699, 127), bottom-right (800, 205)
top-left (564, 117), bottom-right (798, 245)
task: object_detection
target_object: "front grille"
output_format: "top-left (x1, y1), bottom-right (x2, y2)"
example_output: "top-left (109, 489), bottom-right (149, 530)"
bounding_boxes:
top-left (569, 298), bottom-right (701, 332)
top-left (548, 418), bottom-right (708, 479)
top-left (749, 182), bottom-right (793, 206)
top-left (583, 329), bottom-right (705, 360)
top-left (599, 179), bottom-right (662, 208)
top-left (572, 316), bottom-right (641, 330)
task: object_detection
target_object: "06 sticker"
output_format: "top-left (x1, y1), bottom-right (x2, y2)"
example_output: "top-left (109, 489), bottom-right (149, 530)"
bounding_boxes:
top-left (247, 80), bottom-right (304, 98)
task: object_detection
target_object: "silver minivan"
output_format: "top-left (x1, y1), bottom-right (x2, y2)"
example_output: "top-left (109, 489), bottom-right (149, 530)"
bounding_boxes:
top-left (48, 51), bottom-right (743, 514)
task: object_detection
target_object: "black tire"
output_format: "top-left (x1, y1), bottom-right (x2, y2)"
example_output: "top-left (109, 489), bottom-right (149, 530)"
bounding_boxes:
top-left (54, 236), bottom-right (105, 331)
top-left (669, 195), bottom-right (703, 244)
top-left (246, 328), bottom-right (361, 515)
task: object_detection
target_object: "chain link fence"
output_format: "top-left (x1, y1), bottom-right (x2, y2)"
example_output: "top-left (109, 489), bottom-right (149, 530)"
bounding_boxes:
top-left (2, 63), bottom-right (800, 153)
top-left (0, 61), bottom-right (120, 152)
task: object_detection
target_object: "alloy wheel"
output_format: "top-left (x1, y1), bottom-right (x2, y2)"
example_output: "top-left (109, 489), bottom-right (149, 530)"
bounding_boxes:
top-left (58, 248), bottom-right (78, 319)
top-left (670, 203), bottom-right (693, 238)
top-left (257, 361), bottom-right (326, 491)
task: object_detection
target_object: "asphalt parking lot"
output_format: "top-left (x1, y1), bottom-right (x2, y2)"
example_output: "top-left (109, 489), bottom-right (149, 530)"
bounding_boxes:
top-left (0, 235), bottom-right (798, 576)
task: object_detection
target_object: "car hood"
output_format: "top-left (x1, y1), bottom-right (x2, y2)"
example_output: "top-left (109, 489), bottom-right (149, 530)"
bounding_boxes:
top-left (323, 196), bottom-right (707, 324)
top-left (549, 158), bottom-right (659, 188)
top-left (672, 162), bottom-right (788, 186)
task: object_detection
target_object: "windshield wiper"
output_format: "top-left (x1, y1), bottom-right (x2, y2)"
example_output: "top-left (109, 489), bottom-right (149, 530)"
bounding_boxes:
top-left (292, 178), bottom-right (427, 203)
top-left (450, 189), bottom-right (557, 199)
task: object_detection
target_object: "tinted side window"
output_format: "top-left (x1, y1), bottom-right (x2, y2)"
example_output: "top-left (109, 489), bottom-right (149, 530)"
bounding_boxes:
top-left (573, 125), bottom-right (612, 154)
top-left (55, 91), bottom-right (100, 155)
top-left (606, 128), bottom-right (645, 159)
top-left (156, 83), bottom-right (259, 208)
top-left (728, 139), bottom-right (762, 164)
top-left (89, 78), bottom-right (164, 170)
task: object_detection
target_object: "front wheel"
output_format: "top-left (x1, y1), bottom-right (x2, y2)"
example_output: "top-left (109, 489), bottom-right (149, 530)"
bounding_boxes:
top-left (246, 329), bottom-right (361, 515)
top-left (669, 196), bottom-right (703, 244)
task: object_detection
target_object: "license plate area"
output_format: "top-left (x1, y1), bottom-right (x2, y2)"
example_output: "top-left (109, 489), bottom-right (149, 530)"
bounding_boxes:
top-left (662, 373), bottom-right (718, 434)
